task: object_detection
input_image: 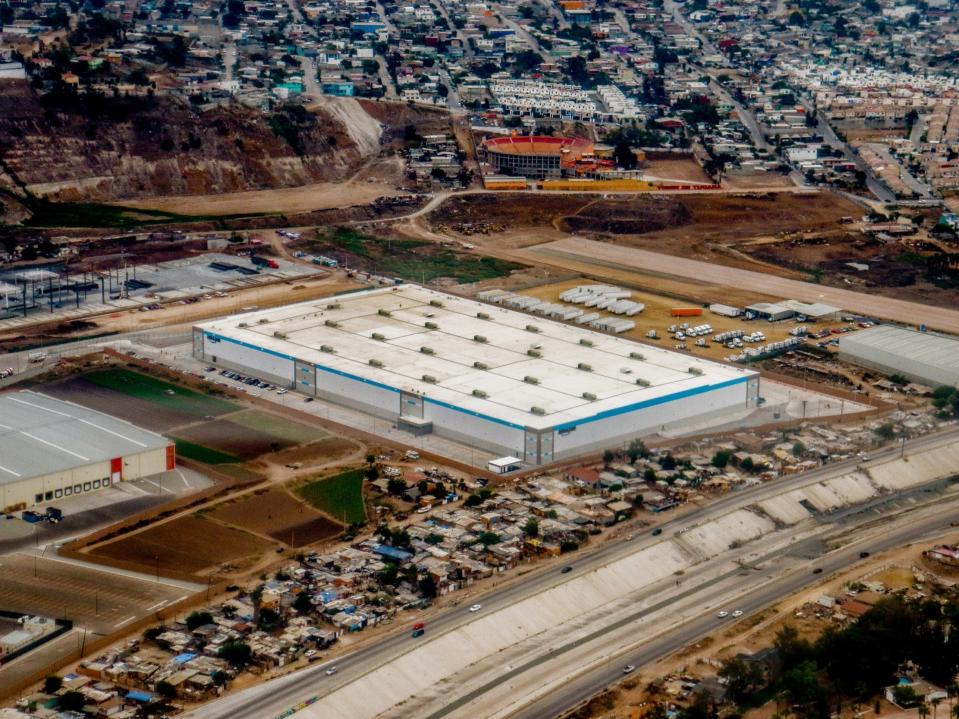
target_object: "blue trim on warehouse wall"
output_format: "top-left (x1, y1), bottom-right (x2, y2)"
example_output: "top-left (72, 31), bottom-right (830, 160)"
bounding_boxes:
top-left (204, 331), bottom-right (751, 434)
top-left (551, 376), bottom-right (750, 432)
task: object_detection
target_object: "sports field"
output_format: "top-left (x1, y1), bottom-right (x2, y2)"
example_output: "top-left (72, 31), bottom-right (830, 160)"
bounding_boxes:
top-left (296, 469), bottom-right (366, 526)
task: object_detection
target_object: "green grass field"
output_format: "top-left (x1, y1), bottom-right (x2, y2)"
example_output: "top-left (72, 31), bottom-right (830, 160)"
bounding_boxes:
top-left (229, 410), bottom-right (327, 445)
top-left (22, 197), bottom-right (269, 229)
top-left (173, 439), bottom-right (241, 465)
top-left (84, 368), bottom-right (238, 416)
top-left (296, 469), bottom-right (366, 525)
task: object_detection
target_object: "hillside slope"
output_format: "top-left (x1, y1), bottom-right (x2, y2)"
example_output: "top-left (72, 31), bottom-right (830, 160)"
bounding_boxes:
top-left (0, 80), bottom-right (378, 203)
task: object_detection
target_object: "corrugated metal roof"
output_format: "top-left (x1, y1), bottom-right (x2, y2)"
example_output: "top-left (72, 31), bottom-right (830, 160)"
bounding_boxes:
top-left (839, 326), bottom-right (959, 383)
top-left (0, 391), bottom-right (170, 484)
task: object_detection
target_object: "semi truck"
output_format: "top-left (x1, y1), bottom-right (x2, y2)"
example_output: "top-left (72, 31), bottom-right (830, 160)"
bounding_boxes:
top-left (250, 255), bottom-right (280, 269)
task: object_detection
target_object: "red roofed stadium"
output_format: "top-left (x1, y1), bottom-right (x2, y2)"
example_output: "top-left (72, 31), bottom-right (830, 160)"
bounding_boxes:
top-left (481, 135), bottom-right (595, 178)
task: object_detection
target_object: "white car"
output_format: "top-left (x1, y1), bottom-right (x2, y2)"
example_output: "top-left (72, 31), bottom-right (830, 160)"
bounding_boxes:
top-left (732, 610), bottom-right (743, 618)
top-left (469, 604), bottom-right (483, 612)
top-left (305, 649), bottom-right (318, 658)
top-left (325, 667), bottom-right (338, 676)
top-left (623, 665), bottom-right (636, 675)
top-left (717, 611), bottom-right (729, 618)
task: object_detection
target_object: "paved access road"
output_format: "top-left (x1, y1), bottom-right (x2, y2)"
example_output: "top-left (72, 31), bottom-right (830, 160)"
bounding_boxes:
top-left (529, 237), bottom-right (959, 334)
top-left (184, 428), bottom-right (959, 719)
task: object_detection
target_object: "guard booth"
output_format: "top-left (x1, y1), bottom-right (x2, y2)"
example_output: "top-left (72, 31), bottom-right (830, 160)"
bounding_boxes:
top-left (487, 456), bottom-right (522, 475)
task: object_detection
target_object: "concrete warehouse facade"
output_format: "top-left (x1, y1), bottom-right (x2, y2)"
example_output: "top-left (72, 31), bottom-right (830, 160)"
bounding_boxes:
top-left (0, 391), bottom-right (175, 511)
top-left (193, 286), bottom-right (760, 465)
top-left (839, 326), bottom-right (959, 388)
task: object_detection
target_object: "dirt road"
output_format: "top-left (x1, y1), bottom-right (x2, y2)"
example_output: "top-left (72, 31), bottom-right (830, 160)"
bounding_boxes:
top-left (527, 238), bottom-right (959, 333)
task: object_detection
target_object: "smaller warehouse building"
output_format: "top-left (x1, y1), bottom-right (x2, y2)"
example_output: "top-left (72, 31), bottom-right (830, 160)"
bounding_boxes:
top-left (0, 391), bottom-right (175, 511)
top-left (839, 326), bottom-right (959, 388)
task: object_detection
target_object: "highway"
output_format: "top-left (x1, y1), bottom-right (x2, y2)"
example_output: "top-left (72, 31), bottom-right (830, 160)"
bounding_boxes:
top-left (515, 497), bottom-right (959, 719)
top-left (182, 427), bottom-right (959, 719)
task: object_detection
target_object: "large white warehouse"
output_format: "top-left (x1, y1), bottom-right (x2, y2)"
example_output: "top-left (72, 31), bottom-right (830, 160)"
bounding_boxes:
top-left (0, 391), bottom-right (175, 511)
top-left (193, 285), bottom-right (760, 464)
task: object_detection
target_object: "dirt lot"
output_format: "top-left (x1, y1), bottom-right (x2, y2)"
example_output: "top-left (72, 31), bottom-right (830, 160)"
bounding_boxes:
top-left (519, 278), bottom-right (852, 362)
top-left (44, 376), bottom-right (203, 432)
top-left (88, 515), bottom-right (274, 576)
top-left (116, 179), bottom-right (400, 216)
top-left (210, 488), bottom-right (343, 547)
top-left (171, 418), bottom-right (305, 461)
top-left (644, 158), bottom-right (713, 183)
top-left (262, 437), bottom-right (360, 469)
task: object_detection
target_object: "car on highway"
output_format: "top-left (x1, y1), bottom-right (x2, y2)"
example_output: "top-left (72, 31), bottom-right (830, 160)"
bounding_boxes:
top-left (304, 397), bottom-right (314, 402)
top-left (325, 667), bottom-right (338, 676)
top-left (560, 566), bottom-right (572, 574)
top-left (812, 568), bottom-right (822, 574)
top-left (717, 611), bottom-right (729, 618)
top-left (623, 665), bottom-right (636, 675)
top-left (469, 604), bottom-right (482, 612)
top-left (732, 610), bottom-right (743, 618)
top-left (652, 528), bottom-right (662, 536)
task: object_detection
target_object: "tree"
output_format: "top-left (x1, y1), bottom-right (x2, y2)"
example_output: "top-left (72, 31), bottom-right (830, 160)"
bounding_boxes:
top-left (719, 657), bottom-right (765, 704)
top-left (418, 574), bottom-right (438, 598)
top-left (43, 675), bottom-right (62, 694)
top-left (478, 531), bottom-right (501, 546)
top-left (464, 493), bottom-right (483, 507)
top-left (58, 691), bottom-right (86, 712)
top-left (788, 10), bottom-right (805, 26)
top-left (613, 140), bottom-right (638, 170)
top-left (387, 478), bottom-right (407, 495)
top-left (257, 607), bottom-right (280, 630)
top-left (905, 109), bottom-right (920, 130)
top-left (293, 591), bottom-right (313, 614)
top-left (186, 610), bottom-right (214, 631)
top-left (602, 449), bottom-right (616, 466)
top-left (155, 680), bottom-right (177, 699)
top-left (782, 661), bottom-right (828, 719)
top-left (627, 439), bottom-right (648, 462)
top-left (712, 449), bottom-right (732, 468)
top-left (560, 540), bottom-right (580, 553)
top-left (425, 533), bottom-right (444, 545)
top-left (219, 640), bottom-right (253, 667)
top-left (523, 518), bottom-right (539, 538)
top-left (874, 422), bottom-right (896, 440)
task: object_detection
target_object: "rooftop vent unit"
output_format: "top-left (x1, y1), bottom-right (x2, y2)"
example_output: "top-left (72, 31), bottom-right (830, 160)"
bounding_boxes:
top-left (635, 378), bottom-right (650, 387)
top-left (425, 321), bottom-right (439, 330)
top-left (530, 406), bottom-right (546, 416)
top-left (577, 363), bottom-right (592, 372)
top-left (524, 376), bottom-right (539, 385)
top-left (474, 361), bottom-right (489, 370)
top-left (420, 346), bottom-right (435, 355)
top-left (320, 344), bottom-right (335, 353)
top-left (369, 359), bottom-right (384, 368)
top-left (326, 303), bottom-right (340, 310)
top-left (378, 309), bottom-right (391, 317)
top-left (372, 332), bottom-right (386, 341)
top-left (526, 324), bottom-right (540, 333)
top-left (472, 389), bottom-right (488, 398)
top-left (579, 339), bottom-right (594, 347)
top-left (582, 392), bottom-right (597, 401)
top-left (477, 312), bottom-right (491, 320)
top-left (324, 319), bottom-right (339, 328)
top-left (238, 322), bottom-right (248, 328)
top-left (629, 352), bottom-right (645, 360)
top-left (474, 335), bottom-right (488, 343)
top-left (527, 349), bottom-right (542, 358)
top-left (689, 367), bottom-right (704, 376)
top-left (273, 331), bottom-right (288, 339)
top-left (422, 374), bottom-right (438, 384)
top-left (257, 318), bottom-right (269, 324)
top-left (429, 300), bottom-right (443, 307)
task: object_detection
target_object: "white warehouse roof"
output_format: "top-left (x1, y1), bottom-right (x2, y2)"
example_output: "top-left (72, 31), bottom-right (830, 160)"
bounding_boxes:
top-left (0, 391), bottom-right (172, 484)
top-left (196, 285), bottom-right (757, 431)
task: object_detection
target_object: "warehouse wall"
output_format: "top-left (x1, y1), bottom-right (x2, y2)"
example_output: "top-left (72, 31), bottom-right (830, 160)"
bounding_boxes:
top-left (0, 446), bottom-right (171, 510)
top-left (424, 401), bottom-right (525, 458)
top-left (551, 380), bottom-right (750, 461)
top-left (197, 333), bottom-right (295, 387)
top-left (314, 364), bottom-right (400, 420)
